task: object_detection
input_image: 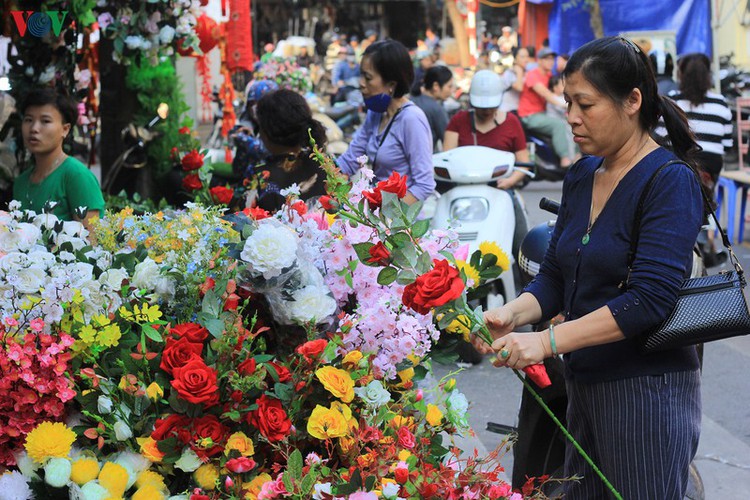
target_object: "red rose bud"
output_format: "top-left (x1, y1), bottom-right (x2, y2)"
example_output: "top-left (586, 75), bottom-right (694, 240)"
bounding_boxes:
top-left (291, 200), bottom-right (307, 216)
top-left (362, 189), bottom-right (383, 209)
top-left (181, 149), bottom-right (204, 171)
top-left (210, 186), bottom-right (234, 205)
top-left (170, 146), bottom-right (180, 160)
top-left (295, 338), bottom-right (328, 362)
top-left (237, 358), bottom-right (256, 376)
top-left (415, 389), bottom-right (423, 401)
top-left (523, 364), bottom-right (552, 389)
top-left (226, 457), bottom-right (256, 474)
top-left (245, 206), bottom-right (270, 220)
top-left (225, 476), bottom-right (235, 489)
top-left (199, 277), bottom-right (216, 296)
top-left (395, 467), bottom-right (409, 484)
top-left (223, 293), bottom-right (240, 311)
top-left (182, 173), bottom-right (202, 191)
top-left (179, 126), bottom-right (191, 135)
top-left (230, 390), bottom-right (244, 402)
top-left (367, 241), bottom-right (391, 266)
top-left (319, 195), bottom-right (339, 213)
top-left (295, 381), bottom-right (306, 392)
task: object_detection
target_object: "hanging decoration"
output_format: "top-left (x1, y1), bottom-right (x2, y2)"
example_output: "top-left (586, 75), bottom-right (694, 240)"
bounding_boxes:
top-left (197, 55), bottom-right (213, 124)
top-left (225, 0), bottom-right (254, 72)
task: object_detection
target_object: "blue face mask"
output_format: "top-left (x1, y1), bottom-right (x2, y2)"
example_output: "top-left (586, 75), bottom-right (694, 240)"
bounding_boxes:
top-left (363, 93), bottom-right (392, 113)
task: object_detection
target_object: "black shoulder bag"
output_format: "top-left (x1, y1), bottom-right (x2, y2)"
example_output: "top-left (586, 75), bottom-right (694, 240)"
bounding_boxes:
top-left (624, 159), bottom-right (750, 352)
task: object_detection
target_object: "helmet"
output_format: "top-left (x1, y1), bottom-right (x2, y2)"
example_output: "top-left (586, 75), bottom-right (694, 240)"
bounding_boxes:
top-left (469, 70), bottom-right (503, 108)
top-left (518, 221), bottom-right (555, 280)
top-left (246, 80), bottom-right (279, 104)
top-left (648, 49), bottom-right (674, 77)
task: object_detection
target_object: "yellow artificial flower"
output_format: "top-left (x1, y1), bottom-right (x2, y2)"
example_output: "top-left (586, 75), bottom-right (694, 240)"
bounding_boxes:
top-left (479, 241), bottom-right (510, 272)
top-left (96, 324), bottom-right (122, 347)
top-left (194, 463), bottom-right (219, 490)
top-left (70, 457), bottom-right (100, 485)
top-left (135, 470), bottom-right (166, 491)
top-left (146, 382), bottom-right (164, 402)
top-left (24, 421), bottom-right (76, 464)
top-left (445, 378), bottom-right (456, 391)
top-left (315, 366), bottom-right (354, 402)
top-left (339, 435), bottom-right (357, 454)
top-left (455, 259), bottom-right (481, 286)
top-left (137, 437), bottom-right (165, 463)
top-left (78, 324), bottom-right (97, 344)
top-left (132, 484), bottom-right (165, 500)
top-left (224, 432), bottom-right (255, 457)
top-left (243, 473), bottom-right (272, 500)
top-left (426, 404), bottom-right (444, 427)
top-left (397, 450), bottom-right (412, 462)
top-left (390, 415), bottom-right (414, 430)
top-left (342, 350), bottom-right (363, 368)
top-left (98, 461), bottom-right (129, 498)
top-left (396, 367), bottom-right (415, 387)
top-left (307, 405), bottom-right (350, 440)
top-left (446, 314), bottom-right (471, 341)
top-left (330, 401), bottom-right (358, 430)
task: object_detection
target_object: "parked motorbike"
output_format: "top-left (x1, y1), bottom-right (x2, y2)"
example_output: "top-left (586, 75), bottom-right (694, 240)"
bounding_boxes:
top-left (101, 103), bottom-right (169, 198)
top-left (523, 128), bottom-right (567, 182)
top-left (490, 196), bottom-right (705, 499)
top-left (430, 145), bottom-right (534, 308)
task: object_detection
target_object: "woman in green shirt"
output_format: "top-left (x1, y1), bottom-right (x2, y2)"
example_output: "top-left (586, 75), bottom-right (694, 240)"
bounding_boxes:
top-left (13, 88), bottom-right (104, 228)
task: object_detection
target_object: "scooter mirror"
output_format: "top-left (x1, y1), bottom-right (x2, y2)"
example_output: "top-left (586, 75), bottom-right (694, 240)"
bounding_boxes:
top-left (157, 102), bottom-right (169, 120)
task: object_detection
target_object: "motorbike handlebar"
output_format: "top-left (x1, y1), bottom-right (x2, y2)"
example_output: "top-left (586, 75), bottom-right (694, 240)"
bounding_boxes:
top-left (514, 161), bottom-right (536, 169)
top-left (539, 197), bottom-right (560, 215)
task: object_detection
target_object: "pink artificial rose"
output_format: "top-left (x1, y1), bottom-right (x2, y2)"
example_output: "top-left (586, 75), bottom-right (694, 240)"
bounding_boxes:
top-left (257, 474), bottom-right (287, 500)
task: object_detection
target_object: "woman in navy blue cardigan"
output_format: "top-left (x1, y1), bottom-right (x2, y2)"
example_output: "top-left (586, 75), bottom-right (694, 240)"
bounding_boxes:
top-left (482, 37), bottom-right (704, 498)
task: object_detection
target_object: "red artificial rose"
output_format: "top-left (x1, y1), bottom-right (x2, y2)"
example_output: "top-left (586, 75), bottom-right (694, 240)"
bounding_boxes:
top-left (210, 186), bottom-right (234, 205)
top-left (402, 259), bottom-right (465, 315)
top-left (179, 126), bottom-right (191, 135)
top-left (363, 172), bottom-right (408, 209)
top-left (160, 336), bottom-right (203, 375)
top-left (225, 456), bottom-right (257, 473)
top-left (182, 173), bottom-right (203, 191)
top-left (291, 200), bottom-right (307, 216)
top-left (242, 206), bottom-right (270, 220)
top-left (394, 467), bottom-right (409, 484)
top-left (248, 394), bottom-right (292, 442)
top-left (170, 323), bottom-right (209, 343)
top-left (170, 146), bottom-right (180, 160)
top-left (190, 494), bottom-right (210, 500)
top-left (199, 277), bottom-right (216, 296)
top-left (190, 414), bottom-right (229, 458)
top-left (295, 339), bottom-right (328, 363)
top-left (397, 426), bottom-right (416, 449)
top-left (223, 293), bottom-right (240, 311)
top-left (237, 358), bottom-right (256, 376)
top-left (151, 414), bottom-right (192, 443)
top-left (266, 361), bottom-right (292, 382)
top-left (319, 195), bottom-right (338, 213)
top-left (171, 358), bottom-right (220, 407)
top-left (181, 149), bottom-right (204, 171)
top-left (367, 241), bottom-right (391, 266)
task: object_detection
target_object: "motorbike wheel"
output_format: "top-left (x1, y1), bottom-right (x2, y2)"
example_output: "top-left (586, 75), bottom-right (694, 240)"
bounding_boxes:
top-left (685, 462), bottom-right (705, 500)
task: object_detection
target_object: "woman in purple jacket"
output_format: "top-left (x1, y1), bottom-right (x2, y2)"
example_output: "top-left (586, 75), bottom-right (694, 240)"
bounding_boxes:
top-left (336, 40), bottom-right (435, 204)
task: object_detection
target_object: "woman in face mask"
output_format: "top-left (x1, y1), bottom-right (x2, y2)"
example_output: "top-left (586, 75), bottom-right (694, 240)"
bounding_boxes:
top-left (336, 40), bottom-right (435, 205)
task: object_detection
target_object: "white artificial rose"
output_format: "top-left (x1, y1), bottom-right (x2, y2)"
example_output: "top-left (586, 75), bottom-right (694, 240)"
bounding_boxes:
top-left (132, 258), bottom-right (161, 291)
top-left (99, 268), bottom-right (128, 290)
top-left (159, 25), bottom-right (176, 44)
top-left (153, 276), bottom-right (176, 301)
top-left (240, 223), bottom-right (298, 279)
top-left (79, 481), bottom-right (110, 500)
top-left (61, 220), bottom-right (86, 237)
top-left (44, 457), bottom-right (72, 487)
top-left (97, 396), bottom-right (113, 414)
top-left (124, 35), bottom-right (143, 50)
top-left (33, 212), bottom-right (59, 230)
top-left (113, 420), bottom-right (133, 441)
top-left (312, 483), bottom-right (332, 500)
top-left (14, 267), bottom-right (46, 294)
top-left (55, 233), bottom-right (86, 251)
top-left (67, 262), bottom-right (95, 285)
top-left (174, 448), bottom-right (202, 472)
top-left (0, 210), bottom-right (12, 225)
top-left (382, 482), bottom-right (400, 499)
top-left (15, 223), bottom-right (41, 251)
top-left (354, 380), bottom-right (391, 408)
top-left (0, 470), bottom-right (33, 499)
top-left (0, 252), bottom-right (30, 272)
top-left (13, 451), bottom-right (40, 479)
top-left (27, 250), bottom-right (56, 270)
top-left (288, 286), bottom-right (337, 324)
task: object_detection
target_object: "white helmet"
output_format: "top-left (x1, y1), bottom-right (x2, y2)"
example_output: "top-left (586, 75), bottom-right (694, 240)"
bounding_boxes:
top-left (469, 70), bottom-right (502, 108)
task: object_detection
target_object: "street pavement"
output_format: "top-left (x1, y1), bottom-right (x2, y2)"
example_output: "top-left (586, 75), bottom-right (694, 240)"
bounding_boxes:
top-left (434, 176), bottom-right (750, 499)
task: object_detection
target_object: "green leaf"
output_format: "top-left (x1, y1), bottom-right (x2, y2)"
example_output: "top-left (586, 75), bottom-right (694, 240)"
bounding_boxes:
top-left (437, 310), bottom-right (460, 329)
top-left (364, 474), bottom-right (377, 490)
top-left (300, 473), bottom-right (316, 494)
top-left (405, 200), bottom-right (424, 224)
top-left (416, 251), bottom-right (433, 275)
top-left (396, 270), bottom-right (417, 285)
top-left (353, 242), bottom-right (375, 263)
top-left (411, 219), bottom-right (430, 239)
top-left (469, 250), bottom-right (482, 269)
top-left (480, 253), bottom-right (498, 269)
top-left (377, 267), bottom-right (398, 286)
top-left (282, 473), bottom-right (294, 495)
top-left (142, 324), bottom-right (162, 342)
top-left (274, 382), bottom-right (294, 403)
top-left (288, 449), bottom-right (304, 480)
top-left (388, 231), bottom-right (411, 248)
top-left (203, 318), bottom-right (226, 338)
top-left (380, 191), bottom-right (403, 220)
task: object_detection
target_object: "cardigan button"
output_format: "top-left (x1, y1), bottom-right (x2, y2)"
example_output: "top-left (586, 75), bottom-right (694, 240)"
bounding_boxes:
top-left (624, 304), bottom-right (629, 311)
top-left (634, 299), bottom-right (640, 306)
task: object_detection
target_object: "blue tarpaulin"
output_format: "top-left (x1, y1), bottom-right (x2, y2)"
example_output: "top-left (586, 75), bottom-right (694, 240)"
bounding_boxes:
top-left (548, 0), bottom-right (712, 57)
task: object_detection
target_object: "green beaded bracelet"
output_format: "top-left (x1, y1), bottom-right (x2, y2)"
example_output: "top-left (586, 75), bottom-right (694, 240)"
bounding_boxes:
top-left (548, 324), bottom-right (558, 356)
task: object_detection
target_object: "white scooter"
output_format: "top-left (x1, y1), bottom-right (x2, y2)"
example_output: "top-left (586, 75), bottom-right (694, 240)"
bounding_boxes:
top-left (431, 145), bottom-right (534, 308)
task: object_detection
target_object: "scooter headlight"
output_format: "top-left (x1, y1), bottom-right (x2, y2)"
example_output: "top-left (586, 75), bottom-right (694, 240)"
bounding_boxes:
top-left (450, 197), bottom-right (489, 222)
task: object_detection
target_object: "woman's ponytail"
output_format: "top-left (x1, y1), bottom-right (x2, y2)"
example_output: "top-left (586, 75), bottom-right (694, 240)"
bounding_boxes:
top-left (656, 94), bottom-right (700, 166)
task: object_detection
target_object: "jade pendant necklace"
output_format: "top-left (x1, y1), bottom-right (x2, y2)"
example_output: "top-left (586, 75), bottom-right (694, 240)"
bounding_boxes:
top-left (582, 137), bottom-right (649, 246)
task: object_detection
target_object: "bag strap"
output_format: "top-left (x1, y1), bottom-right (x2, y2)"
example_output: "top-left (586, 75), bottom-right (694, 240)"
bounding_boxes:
top-left (623, 159), bottom-right (745, 287)
top-left (371, 104), bottom-right (405, 167)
